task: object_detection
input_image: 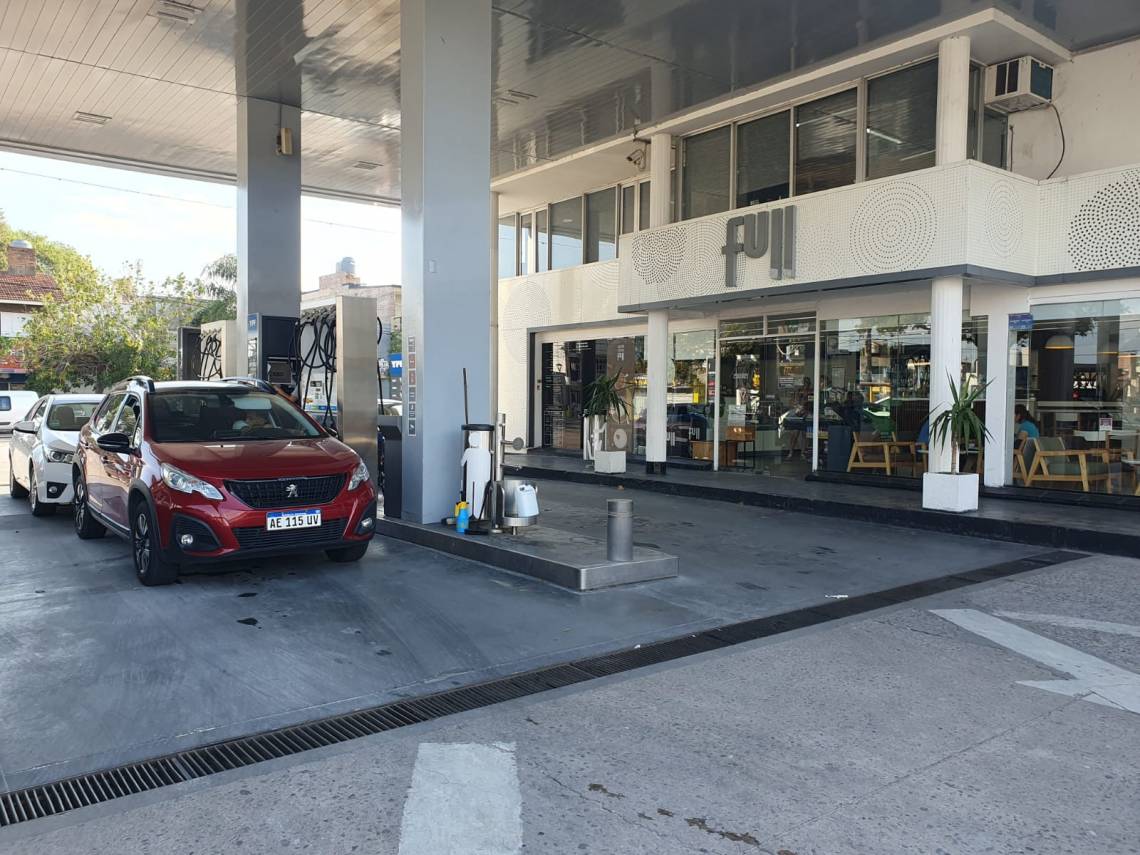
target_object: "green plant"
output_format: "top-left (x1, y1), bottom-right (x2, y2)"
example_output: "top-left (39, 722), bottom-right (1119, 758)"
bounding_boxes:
top-left (929, 374), bottom-right (991, 474)
top-left (583, 371), bottom-right (630, 421)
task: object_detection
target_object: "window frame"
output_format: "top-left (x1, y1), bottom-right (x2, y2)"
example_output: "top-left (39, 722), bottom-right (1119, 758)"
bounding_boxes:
top-left (675, 54), bottom-right (999, 222)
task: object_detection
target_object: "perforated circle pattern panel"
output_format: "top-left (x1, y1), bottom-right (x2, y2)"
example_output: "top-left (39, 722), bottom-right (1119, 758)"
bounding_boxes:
top-left (1068, 170), bottom-right (1140, 272)
top-left (632, 228), bottom-right (686, 286)
top-left (850, 182), bottom-right (937, 274)
top-left (984, 179), bottom-right (1025, 259)
top-left (502, 279), bottom-right (552, 361)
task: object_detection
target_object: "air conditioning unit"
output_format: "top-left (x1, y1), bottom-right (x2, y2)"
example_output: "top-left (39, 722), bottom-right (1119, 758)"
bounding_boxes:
top-left (984, 57), bottom-right (1054, 113)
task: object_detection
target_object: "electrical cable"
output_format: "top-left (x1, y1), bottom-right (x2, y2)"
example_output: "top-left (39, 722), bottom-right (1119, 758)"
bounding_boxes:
top-left (1046, 102), bottom-right (1066, 180)
top-left (292, 307), bottom-right (338, 433)
top-left (291, 310), bottom-right (387, 432)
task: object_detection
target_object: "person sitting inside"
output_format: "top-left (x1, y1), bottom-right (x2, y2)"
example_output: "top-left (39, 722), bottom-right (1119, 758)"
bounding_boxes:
top-left (1013, 404), bottom-right (1040, 440)
top-left (233, 410), bottom-right (270, 434)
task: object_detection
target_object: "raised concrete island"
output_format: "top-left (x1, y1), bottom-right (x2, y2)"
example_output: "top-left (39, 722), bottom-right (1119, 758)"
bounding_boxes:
top-left (375, 518), bottom-right (678, 591)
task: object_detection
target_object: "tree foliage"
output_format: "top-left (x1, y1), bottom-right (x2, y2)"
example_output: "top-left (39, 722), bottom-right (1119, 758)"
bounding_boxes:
top-left (192, 252), bottom-right (237, 325)
top-left (1, 212), bottom-right (234, 394)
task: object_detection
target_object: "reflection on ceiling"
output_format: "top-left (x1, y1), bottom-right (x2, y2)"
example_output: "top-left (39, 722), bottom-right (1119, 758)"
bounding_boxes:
top-left (0, 0), bottom-right (1136, 201)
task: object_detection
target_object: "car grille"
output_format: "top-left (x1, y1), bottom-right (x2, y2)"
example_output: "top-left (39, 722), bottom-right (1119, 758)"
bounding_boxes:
top-left (233, 518), bottom-right (348, 551)
top-left (225, 475), bottom-right (345, 509)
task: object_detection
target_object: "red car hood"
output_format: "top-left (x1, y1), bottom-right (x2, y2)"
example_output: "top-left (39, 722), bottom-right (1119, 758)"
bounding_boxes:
top-left (152, 437), bottom-right (359, 480)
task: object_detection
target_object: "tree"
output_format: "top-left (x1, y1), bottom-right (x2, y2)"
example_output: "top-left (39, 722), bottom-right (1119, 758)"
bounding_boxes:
top-left (193, 253), bottom-right (237, 324)
top-left (387, 327), bottom-right (402, 356)
top-left (0, 210), bottom-right (101, 289)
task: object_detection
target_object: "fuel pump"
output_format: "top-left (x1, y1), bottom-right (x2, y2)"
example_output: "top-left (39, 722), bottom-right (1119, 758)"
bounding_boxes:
top-left (247, 313), bottom-right (301, 393)
top-left (289, 296), bottom-right (400, 515)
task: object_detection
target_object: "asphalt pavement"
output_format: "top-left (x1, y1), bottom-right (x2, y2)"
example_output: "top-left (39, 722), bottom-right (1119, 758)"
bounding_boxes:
top-left (3, 553), bottom-right (1137, 855)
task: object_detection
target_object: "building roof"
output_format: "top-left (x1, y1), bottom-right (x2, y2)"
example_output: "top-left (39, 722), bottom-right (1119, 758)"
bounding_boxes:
top-left (0, 272), bottom-right (60, 304)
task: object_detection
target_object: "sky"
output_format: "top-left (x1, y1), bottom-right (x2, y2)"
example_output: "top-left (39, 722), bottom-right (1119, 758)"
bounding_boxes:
top-left (0, 150), bottom-right (401, 291)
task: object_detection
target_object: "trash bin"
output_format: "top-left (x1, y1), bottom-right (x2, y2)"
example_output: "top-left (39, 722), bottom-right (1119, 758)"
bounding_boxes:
top-left (827, 424), bottom-right (853, 472)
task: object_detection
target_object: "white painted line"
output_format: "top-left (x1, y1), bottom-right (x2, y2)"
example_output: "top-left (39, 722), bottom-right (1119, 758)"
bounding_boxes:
top-left (398, 742), bottom-right (522, 855)
top-left (932, 609), bottom-right (1140, 715)
top-left (993, 611), bottom-right (1140, 639)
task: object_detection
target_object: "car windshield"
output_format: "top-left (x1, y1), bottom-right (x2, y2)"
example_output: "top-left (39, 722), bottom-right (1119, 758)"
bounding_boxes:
top-left (46, 401), bottom-right (100, 431)
top-left (150, 390), bottom-right (323, 443)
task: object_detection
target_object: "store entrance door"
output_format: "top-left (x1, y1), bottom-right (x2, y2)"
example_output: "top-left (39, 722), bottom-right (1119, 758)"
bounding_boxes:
top-left (717, 315), bottom-right (817, 477)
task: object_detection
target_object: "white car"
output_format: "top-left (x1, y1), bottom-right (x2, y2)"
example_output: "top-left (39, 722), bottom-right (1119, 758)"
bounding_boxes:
top-left (9, 394), bottom-right (103, 516)
top-left (0, 391), bottom-right (40, 432)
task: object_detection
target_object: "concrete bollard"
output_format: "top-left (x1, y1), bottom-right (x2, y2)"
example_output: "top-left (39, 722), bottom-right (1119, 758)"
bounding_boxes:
top-left (606, 498), bottom-right (633, 563)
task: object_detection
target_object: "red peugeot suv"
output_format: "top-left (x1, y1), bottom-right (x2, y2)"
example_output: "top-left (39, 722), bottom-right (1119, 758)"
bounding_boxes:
top-left (73, 376), bottom-right (376, 586)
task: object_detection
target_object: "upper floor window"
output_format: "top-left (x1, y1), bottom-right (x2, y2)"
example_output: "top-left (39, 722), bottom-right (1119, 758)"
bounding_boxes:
top-left (550, 197), bottom-right (583, 271)
top-left (586, 188), bottom-right (617, 263)
top-left (497, 215), bottom-right (517, 279)
top-left (736, 110), bottom-right (790, 206)
top-left (681, 126), bottom-right (731, 219)
top-left (794, 89), bottom-right (857, 194)
top-left (865, 59), bottom-right (938, 180)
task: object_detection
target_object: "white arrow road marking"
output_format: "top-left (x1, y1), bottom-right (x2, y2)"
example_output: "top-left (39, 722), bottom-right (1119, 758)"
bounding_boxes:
top-left (932, 609), bottom-right (1140, 715)
top-left (398, 742), bottom-right (522, 855)
top-left (993, 611), bottom-right (1140, 639)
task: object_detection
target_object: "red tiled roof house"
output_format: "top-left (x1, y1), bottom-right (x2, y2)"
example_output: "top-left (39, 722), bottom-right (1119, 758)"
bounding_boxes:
top-left (0, 241), bottom-right (62, 388)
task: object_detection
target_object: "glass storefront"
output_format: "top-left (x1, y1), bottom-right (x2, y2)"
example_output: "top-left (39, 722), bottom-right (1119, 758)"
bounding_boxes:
top-left (1010, 301), bottom-right (1140, 496)
top-left (666, 330), bottom-right (716, 461)
top-left (715, 315), bottom-right (817, 476)
top-left (818, 314), bottom-right (986, 479)
top-left (540, 337), bottom-right (646, 454)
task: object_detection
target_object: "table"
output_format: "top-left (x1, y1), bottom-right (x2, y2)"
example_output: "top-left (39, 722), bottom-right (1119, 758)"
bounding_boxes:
top-left (1072, 430), bottom-right (1140, 443)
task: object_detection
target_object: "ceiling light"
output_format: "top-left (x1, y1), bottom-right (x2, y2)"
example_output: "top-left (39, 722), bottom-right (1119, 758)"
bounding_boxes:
top-left (352, 161), bottom-right (381, 171)
top-left (1045, 334), bottom-right (1074, 350)
top-left (73, 111), bottom-right (111, 126)
top-left (151, 1), bottom-right (201, 24)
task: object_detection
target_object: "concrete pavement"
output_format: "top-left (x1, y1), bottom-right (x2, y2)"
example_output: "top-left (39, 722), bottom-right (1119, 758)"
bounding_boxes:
top-left (4, 553), bottom-right (1136, 854)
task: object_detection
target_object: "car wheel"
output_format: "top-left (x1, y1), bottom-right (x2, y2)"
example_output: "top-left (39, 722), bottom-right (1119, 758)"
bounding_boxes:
top-left (9, 455), bottom-right (28, 499)
top-left (326, 543), bottom-right (370, 563)
top-left (73, 471), bottom-right (106, 539)
top-left (29, 468), bottom-right (55, 517)
top-left (131, 500), bottom-right (178, 586)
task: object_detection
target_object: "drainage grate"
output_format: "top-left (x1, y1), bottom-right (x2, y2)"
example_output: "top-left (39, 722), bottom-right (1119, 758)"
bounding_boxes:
top-left (0, 549), bottom-right (1081, 829)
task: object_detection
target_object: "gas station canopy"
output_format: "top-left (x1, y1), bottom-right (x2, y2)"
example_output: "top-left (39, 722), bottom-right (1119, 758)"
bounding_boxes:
top-left (1, 0), bottom-right (1138, 204)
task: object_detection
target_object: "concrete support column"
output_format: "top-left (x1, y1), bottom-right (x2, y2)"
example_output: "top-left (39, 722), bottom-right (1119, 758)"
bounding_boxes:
top-left (235, 97), bottom-right (302, 364)
top-left (400, 0), bottom-right (492, 523)
top-left (925, 34), bottom-right (971, 490)
top-left (935, 35), bottom-right (972, 165)
top-left (490, 190), bottom-right (500, 426)
top-left (647, 132), bottom-right (672, 228)
top-left (645, 311), bottom-right (669, 473)
top-left (983, 309), bottom-right (1014, 488)
top-left (644, 132), bottom-right (673, 474)
top-left (929, 276), bottom-right (964, 473)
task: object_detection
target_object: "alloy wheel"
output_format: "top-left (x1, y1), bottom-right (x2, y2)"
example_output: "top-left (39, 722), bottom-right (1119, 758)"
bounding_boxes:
top-left (74, 478), bottom-right (86, 529)
top-left (28, 470), bottom-right (37, 513)
top-left (133, 511), bottom-right (151, 577)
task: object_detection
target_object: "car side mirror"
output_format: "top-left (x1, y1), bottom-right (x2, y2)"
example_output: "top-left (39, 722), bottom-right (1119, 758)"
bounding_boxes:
top-left (12, 420), bottom-right (34, 434)
top-left (96, 432), bottom-right (132, 454)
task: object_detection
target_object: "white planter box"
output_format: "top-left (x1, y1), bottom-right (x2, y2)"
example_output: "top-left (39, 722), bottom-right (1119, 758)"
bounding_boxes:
top-left (922, 472), bottom-right (979, 513)
top-left (593, 450), bottom-right (627, 473)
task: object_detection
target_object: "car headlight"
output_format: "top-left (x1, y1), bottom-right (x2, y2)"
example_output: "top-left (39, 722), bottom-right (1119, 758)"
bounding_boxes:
top-left (348, 458), bottom-right (371, 491)
top-left (161, 463), bottom-right (223, 501)
top-left (46, 449), bottom-right (73, 464)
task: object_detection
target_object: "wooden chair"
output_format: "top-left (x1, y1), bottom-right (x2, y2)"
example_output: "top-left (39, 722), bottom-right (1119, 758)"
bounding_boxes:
top-left (1012, 438), bottom-right (1033, 485)
top-left (847, 431), bottom-right (892, 475)
top-left (1024, 436), bottom-right (1112, 493)
top-left (887, 432), bottom-right (924, 477)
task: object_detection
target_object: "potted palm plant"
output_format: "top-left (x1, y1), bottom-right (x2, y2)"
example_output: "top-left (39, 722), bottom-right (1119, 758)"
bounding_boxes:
top-left (922, 375), bottom-right (991, 513)
top-left (583, 371), bottom-right (631, 473)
